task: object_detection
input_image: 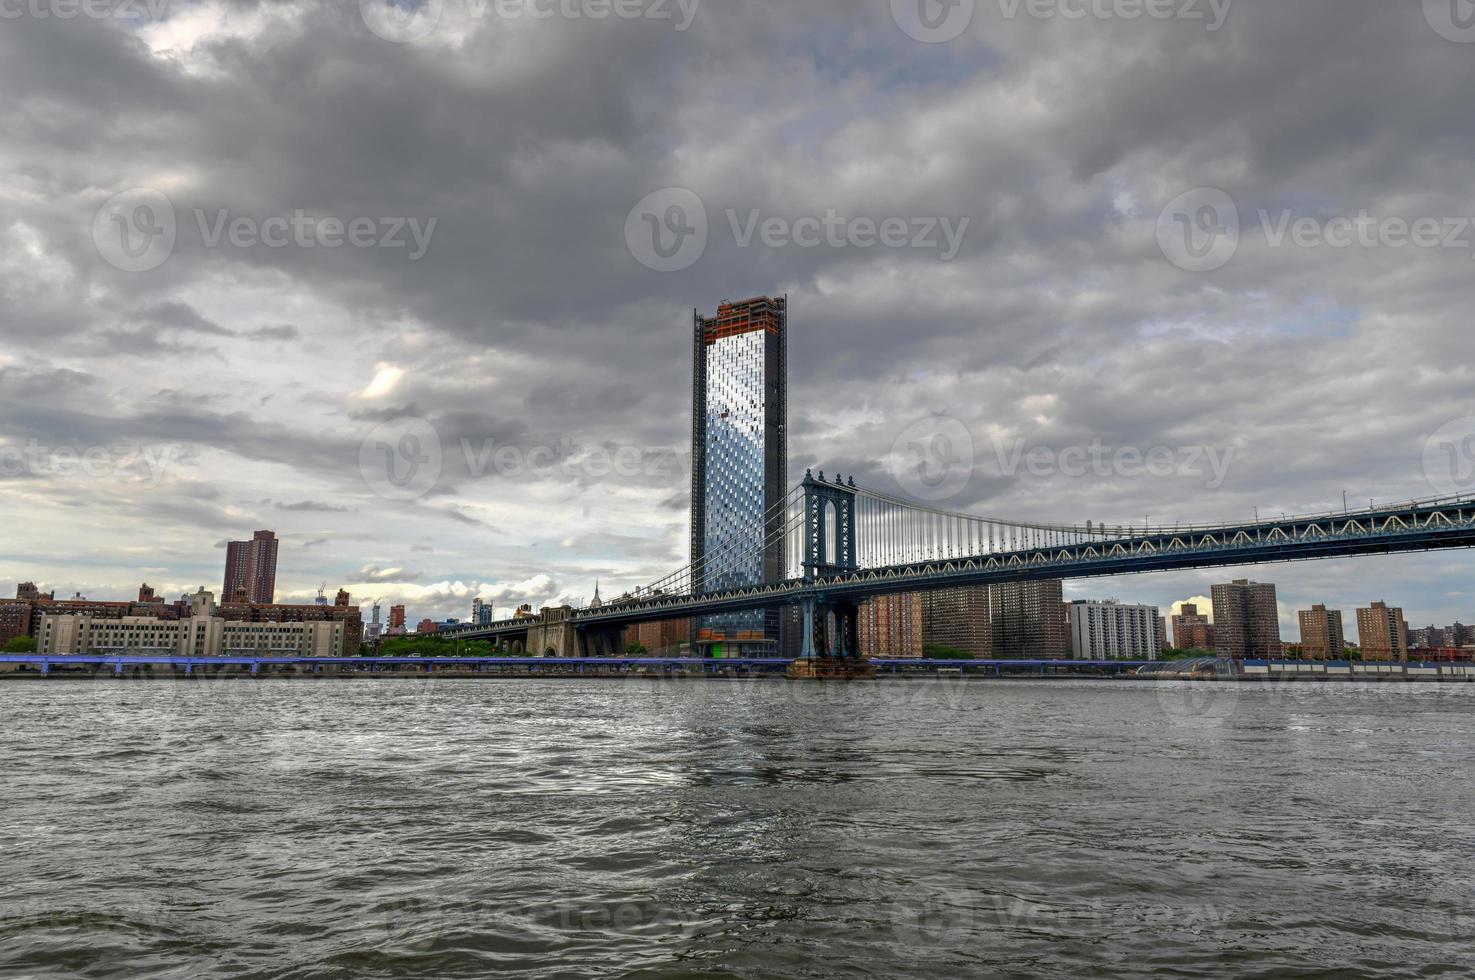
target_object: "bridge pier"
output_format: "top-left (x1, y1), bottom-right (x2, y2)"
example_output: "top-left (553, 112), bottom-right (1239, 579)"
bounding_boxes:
top-left (787, 599), bottom-right (872, 678)
top-left (800, 596), bottom-right (817, 659)
top-left (789, 472), bottom-right (875, 679)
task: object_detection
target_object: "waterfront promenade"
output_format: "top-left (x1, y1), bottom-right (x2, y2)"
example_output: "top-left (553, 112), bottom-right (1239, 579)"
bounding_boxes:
top-left (4, 654), bottom-right (1473, 682)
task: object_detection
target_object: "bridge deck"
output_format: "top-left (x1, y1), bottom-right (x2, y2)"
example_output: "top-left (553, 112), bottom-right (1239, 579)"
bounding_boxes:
top-left (447, 496), bottom-right (1475, 638)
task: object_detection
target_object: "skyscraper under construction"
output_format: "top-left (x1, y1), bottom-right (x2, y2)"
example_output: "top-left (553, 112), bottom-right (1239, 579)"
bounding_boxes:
top-left (690, 296), bottom-right (788, 656)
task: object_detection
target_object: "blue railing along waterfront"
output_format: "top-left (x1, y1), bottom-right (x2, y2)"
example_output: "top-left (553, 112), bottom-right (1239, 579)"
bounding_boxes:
top-left (0, 654), bottom-right (1149, 676)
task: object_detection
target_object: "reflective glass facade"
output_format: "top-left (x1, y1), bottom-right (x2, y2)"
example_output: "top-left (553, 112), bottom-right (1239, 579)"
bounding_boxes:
top-left (691, 297), bottom-right (787, 653)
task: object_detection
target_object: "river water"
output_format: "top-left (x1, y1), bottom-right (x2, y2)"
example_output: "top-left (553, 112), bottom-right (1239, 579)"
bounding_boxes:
top-left (2, 677), bottom-right (1473, 978)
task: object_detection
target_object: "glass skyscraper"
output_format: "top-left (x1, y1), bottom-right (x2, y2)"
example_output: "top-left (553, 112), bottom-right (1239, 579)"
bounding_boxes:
top-left (690, 296), bottom-right (788, 656)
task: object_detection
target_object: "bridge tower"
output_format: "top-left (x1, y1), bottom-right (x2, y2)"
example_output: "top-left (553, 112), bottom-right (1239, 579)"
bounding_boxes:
top-left (791, 471), bottom-right (873, 677)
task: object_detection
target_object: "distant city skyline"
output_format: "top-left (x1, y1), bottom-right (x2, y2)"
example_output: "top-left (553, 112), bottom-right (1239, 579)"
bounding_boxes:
top-left (6, 555), bottom-right (1471, 649)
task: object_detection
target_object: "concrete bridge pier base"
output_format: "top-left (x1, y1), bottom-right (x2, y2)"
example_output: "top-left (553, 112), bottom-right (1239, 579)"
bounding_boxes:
top-left (788, 599), bottom-right (874, 680)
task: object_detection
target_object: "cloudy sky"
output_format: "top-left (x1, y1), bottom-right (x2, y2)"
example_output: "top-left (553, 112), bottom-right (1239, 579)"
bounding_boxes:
top-left (2, 0), bottom-right (1473, 639)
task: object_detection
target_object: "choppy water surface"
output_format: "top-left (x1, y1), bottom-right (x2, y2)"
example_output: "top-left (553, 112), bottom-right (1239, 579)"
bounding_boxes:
top-left (3, 677), bottom-right (1474, 978)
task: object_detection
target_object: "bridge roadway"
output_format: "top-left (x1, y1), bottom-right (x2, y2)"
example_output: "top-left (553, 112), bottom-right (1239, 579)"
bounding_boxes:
top-left (0, 654), bottom-right (1148, 676)
top-left (445, 494), bottom-right (1475, 641)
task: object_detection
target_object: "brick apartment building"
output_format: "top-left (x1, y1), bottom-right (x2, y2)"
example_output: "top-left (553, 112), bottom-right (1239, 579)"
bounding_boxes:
top-left (1210, 580), bottom-right (1281, 659)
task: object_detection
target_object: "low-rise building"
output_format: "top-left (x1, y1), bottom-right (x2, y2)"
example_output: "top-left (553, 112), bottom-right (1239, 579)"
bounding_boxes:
top-left (216, 599), bottom-right (362, 657)
top-left (38, 589), bottom-right (344, 658)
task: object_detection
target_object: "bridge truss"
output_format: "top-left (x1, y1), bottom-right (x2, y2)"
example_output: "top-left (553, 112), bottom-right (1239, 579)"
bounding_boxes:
top-left (448, 473), bottom-right (1475, 658)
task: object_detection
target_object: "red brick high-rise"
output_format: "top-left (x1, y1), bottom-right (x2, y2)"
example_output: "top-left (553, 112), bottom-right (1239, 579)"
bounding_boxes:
top-left (223, 530), bottom-right (279, 604)
top-left (1210, 580), bottom-right (1281, 659)
top-left (859, 593), bottom-right (925, 658)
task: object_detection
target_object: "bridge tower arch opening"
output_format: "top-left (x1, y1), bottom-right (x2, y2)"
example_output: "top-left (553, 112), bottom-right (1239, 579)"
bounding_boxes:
top-left (795, 470), bottom-right (865, 667)
top-left (824, 501), bottom-right (838, 567)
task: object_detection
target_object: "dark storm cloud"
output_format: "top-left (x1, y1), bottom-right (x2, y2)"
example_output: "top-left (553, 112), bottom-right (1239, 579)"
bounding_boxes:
top-left (2, 0), bottom-right (1474, 621)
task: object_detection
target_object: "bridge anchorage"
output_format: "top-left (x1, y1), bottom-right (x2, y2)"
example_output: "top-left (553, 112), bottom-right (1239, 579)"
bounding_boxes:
top-left (790, 470), bottom-right (875, 679)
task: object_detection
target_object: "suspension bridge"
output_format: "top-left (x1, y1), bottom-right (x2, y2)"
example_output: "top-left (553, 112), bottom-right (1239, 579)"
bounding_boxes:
top-left (444, 471), bottom-right (1475, 663)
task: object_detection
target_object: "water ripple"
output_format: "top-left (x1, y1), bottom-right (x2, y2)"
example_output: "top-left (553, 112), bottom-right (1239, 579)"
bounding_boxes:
top-left (2, 679), bottom-right (1474, 978)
